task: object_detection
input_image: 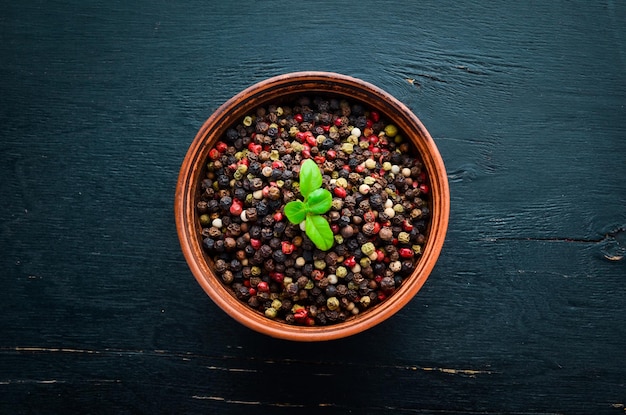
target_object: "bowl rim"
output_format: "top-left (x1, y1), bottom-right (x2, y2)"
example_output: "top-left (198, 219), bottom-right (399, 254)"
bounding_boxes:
top-left (175, 71), bottom-right (449, 341)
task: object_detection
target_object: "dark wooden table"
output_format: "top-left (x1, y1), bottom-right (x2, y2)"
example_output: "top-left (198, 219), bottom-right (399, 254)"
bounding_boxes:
top-left (2, 1), bottom-right (625, 414)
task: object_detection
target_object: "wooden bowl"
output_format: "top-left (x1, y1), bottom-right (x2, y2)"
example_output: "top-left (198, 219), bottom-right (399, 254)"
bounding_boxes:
top-left (175, 71), bottom-right (449, 341)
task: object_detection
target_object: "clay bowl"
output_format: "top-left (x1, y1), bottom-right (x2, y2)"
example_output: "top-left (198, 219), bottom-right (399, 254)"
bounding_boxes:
top-left (175, 71), bottom-right (449, 341)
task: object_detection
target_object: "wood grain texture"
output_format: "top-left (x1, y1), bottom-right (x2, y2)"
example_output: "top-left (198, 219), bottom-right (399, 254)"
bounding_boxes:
top-left (1, 0), bottom-right (625, 414)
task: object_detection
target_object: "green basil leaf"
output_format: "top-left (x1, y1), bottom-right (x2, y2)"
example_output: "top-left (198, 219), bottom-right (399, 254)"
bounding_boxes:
top-left (306, 188), bottom-right (332, 214)
top-left (298, 159), bottom-right (322, 198)
top-left (305, 214), bottom-right (334, 251)
top-left (284, 200), bottom-right (307, 224)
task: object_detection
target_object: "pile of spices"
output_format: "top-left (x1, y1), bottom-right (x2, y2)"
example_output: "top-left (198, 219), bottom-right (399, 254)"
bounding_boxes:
top-left (197, 96), bottom-right (430, 326)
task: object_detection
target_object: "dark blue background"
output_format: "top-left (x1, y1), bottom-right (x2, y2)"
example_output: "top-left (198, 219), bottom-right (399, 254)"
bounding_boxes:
top-left (1, 1), bottom-right (625, 413)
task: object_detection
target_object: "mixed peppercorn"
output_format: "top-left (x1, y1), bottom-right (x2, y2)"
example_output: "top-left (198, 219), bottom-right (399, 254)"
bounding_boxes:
top-left (197, 96), bottom-right (430, 326)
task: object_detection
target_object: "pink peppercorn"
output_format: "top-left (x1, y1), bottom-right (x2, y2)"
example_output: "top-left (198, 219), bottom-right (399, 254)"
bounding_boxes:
top-left (281, 241), bottom-right (294, 255)
top-left (257, 281), bottom-right (269, 292)
top-left (270, 272), bottom-right (284, 284)
top-left (208, 148), bottom-right (220, 160)
top-left (215, 141), bottom-right (228, 153)
top-left (294, 308), bottom-right (308, 323)
top-left (230, 199), bottom-right (243, 216)
top-left (344, 256), bottom-right (356, 268)
top-left (334, 187), bottom-right (347, 198)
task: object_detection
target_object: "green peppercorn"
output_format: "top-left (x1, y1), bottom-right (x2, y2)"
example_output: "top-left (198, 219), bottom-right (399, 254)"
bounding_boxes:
top-left (327, 297), bottom-right (340, 311)
top-left (336, 266), bottom-right (347, 278)
top-left (361, 242), bottom-right (376, 256)
top-left (398, 232), bottom-right (411, 244)
top-left (359, 257), bottom-right (371, 268)
top-left (199, 214), bottom-right (211, 226)
top-left (359, 295), bottom-right (371, 307)
top-left (363, 176), bottom-right (376, 185)
top-left (265, 307), bottom-right (278, 319)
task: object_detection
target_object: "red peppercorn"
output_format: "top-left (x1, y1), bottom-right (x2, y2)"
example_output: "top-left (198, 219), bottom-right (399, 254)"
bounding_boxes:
top-left (399, 248), bottom-right (414, 258)
top-left (238, 158), bottom-right (249, 166)
top-left (305, 135), bottom-right (317, 147)
top-left (402, 220), bottom-right (413, 232)
top-left (374, 275), bottom-right (383, 283)
top-left (294, 308), bottom-right (308, 323)
top-left (368, 135), bottom-right (379, 145)
top-left (334, 117), bottom-right (343, 127)
top-left (392, 238), bottom-right (398, 246)
top-left (314, 155), bottom-right (326, 164)
top-left (363, 211), bottom-right (376, 222)
top-left (208, 148), bottom-right (220, 160)
top-left (215, 141), bottom-right (228, 153)
top-left (250, 239), bottom-right (262, 250)
top-left (333, 187), bottom-right (347, 198)
top-left (273, 211), bottom-right (283, 222)
top-left (305, 317), bottom-right (315, 326)
top-left (322, 124), bottom-right (330, 132)
top-left (355, 164), bottom-right (365, 173)
top-left (230, 199), bottom-right (243, 216)
top-left (281, 241), bottom-right (294, 255)
top-left (248, 142), bottom-right (262, 154)
top-left (270, 271), bottom-right (284, 284)
top-left (272, 160), bottom-right (284, 169)
top-left (330, 223), bottom-right (340, 233)
top-left (376, 250), bottom-right (385, 262)
top-left (257, 281), bottom-right (269, 292)
top-left (419, 184), bottom-right (430, 194)
top-left (344, 256), bottom-right (356, 268)
top-left (248, 287), bottom-right (257, 296)
top-left (365, 119), bottom-right (373, 129)
top-left (326, 149), bottom-right (337, 160)
top-left (311, 269), bottom-right (325, 280)
top-left (372, 222), bottom-right (381, 234)
top-left (296, 131), bottom-right (306, 142)
top-left (370, 111), bottom-right (380, 122)
top-left (370, 146), bottom-right (381, 154)
top-left (378, 292), bottom-right (387, 301)
top-left (243, 280), bottom-right (250, 287)
top-left (294, 113), bottom-right (304, 123)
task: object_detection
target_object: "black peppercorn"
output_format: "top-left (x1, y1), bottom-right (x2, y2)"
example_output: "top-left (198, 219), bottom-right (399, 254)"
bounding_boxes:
top-left (203, 238), bottom-right (215, 251)
top-left (217, 175), bottom-right (230, 189)
top-left (219, 196), bottom-right (232, 212)
top-left (272, 250), bottom-right (286, 263)
top-left (259, 244), bottom-right (272, 258)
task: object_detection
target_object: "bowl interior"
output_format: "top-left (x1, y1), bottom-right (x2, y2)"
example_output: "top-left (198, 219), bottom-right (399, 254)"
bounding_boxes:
top-left (175, 72), bottom-right (449, 341)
